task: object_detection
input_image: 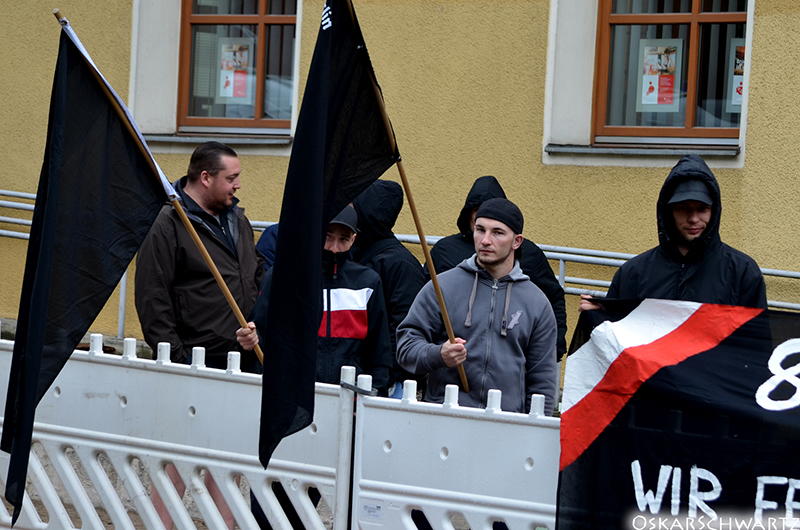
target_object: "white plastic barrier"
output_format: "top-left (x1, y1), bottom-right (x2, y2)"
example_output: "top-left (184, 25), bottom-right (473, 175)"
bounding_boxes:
top-left (0, 335), bottom-right (354, 530)
top-left (351, 376), bottom-right (560, 530)
top-left (0, 335), bottom-right (561, 529)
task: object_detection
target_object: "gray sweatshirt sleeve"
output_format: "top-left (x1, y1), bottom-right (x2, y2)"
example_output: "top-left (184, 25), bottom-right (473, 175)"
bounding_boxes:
top-left (524, 301), bottom-right (559, 416)
top-left (396, 282), bottom-right (449, 375)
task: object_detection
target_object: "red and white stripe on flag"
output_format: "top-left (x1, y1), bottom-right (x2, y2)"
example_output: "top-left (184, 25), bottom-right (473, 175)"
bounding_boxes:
top-left (318, 287), bottom-right (374, 340)
top-left (560, 299), bottom-right (763, 471)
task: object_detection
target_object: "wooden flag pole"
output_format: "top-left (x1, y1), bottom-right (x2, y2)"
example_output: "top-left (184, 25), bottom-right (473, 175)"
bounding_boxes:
top-left (393, 160), bottom-right (469, 392)
top-left (170, 201), bottom-right (265, 364)
top-left (53, 9), bottom-right (264, 364)
top-left (341, 0), bottom-right (468, 392)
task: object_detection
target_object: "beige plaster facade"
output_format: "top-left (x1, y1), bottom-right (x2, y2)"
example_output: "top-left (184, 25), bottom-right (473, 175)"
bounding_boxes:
top-left (1, 0), bottom-right (798, 344)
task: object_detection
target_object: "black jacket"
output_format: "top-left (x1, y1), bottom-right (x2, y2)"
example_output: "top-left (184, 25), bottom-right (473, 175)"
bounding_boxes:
top-left (607, 154), bottom-right (767, 308)
top-left (135, 177), bottom-right (265, 363)
top-left (249, 250), bottom-right (392, 394)
top-left (427, 176), bottom-right (568, 356)
top-left (353, 180), bottom-right (427, 386)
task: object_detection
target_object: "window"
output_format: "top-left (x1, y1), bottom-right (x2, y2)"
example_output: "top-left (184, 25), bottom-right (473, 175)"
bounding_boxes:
top-left (177, 0), bottom-right (297, 135)
top-left (592, 0), bottom-right (747, 145)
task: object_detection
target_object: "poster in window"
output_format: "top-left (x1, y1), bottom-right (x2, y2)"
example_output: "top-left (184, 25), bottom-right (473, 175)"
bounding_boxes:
top-left (635, 39), bottom-right (683, 114)
top-left (215, 38), bottom-right (255, 106)
top-left (725, 38), bottom-right (745, 114)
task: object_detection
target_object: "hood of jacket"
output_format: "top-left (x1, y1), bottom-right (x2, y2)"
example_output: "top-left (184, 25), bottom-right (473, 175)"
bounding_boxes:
top-left (456, 176), bottom-right (506, 235)
top-left (353, 179), bottom-right (403, 245)
top-left (456, 255), bottom-right (529, 283)
top-left (454, 256), bottom-right (530, 338)
top-left (656, 154), bottom-right (721, 262)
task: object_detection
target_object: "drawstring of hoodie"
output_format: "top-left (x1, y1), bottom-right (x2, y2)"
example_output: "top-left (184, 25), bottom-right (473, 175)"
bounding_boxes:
top-left (464, 272), bottom-right (479, 327)
top-left (463, 271), bottom-right (514, 338)
top-left (500, 281), bottom-right (513, 337)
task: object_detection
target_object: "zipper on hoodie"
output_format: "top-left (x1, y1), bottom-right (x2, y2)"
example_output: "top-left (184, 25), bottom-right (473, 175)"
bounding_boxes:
top-left (326, 285), bottom-right (332, 339)
top-left (677, 262), bottom-right (686, 297)
top-left (481, 278), bottom-right (499, 404)
top-left (324, 283), bottom-right (332, 378)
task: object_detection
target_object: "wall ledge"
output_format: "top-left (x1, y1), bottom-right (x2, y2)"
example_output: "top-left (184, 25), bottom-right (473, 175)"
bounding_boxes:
top-left (545, 143), bottom-right (740, 157)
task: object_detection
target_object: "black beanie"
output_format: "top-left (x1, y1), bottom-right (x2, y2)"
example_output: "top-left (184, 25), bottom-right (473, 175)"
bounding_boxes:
top-left (475, 198), bottom-right (524, 235)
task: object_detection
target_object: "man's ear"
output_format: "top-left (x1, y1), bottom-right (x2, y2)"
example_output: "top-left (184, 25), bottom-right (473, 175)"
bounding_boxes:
top-left (350, 232), bottom-right (357, 244)
top-left (199, 170), bottom-right (213, 188)
top-left (512, 234), bottom-right (524, 250)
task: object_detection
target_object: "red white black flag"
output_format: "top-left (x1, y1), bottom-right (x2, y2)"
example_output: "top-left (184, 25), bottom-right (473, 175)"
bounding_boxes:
top-left (558, 299), bottom-right (800, 529)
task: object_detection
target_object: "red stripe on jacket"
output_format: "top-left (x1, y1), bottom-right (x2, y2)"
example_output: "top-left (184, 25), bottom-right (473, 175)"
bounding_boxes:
top-left (318, 287), bottom-right (373, 339)
top-left (318, 310), bottom-right (369, 339)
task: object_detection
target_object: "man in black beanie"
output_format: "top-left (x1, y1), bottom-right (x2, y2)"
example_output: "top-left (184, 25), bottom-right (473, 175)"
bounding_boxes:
top-left (397, 198), bottom-right (559, 415)
top-left (427, 176), bottom-right (567, 360)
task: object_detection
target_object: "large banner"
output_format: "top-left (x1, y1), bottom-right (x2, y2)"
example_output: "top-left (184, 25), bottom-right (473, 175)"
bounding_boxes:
top-left (558, 300), bottom-right (800, 530)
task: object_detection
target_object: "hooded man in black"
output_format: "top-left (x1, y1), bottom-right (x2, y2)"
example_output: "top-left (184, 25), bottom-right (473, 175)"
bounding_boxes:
top-left (238, 205), bottom-right (392, 394)
top-left (582, 154), bottom-right (766, 308)
top-left (427, 176), bottom-right (568, 357)
top-left (353, 180), bottom-right (427, 396)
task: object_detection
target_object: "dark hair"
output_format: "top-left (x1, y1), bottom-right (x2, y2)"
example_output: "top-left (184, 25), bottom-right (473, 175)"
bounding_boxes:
top-left (186, 142), bottom-right (238, 182)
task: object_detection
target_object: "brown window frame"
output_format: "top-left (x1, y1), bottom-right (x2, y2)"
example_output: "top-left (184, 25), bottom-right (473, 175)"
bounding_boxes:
top-left (592, 1), bottom-right (746, 142)
top-left (177, 0), bottom-right (297, 132)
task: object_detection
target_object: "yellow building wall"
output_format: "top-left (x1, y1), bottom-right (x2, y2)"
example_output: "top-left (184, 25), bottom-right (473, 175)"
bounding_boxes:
top-left (0, 1), bottom-right (137, 338)
top-left (2, 0), bottom-right (800, 344)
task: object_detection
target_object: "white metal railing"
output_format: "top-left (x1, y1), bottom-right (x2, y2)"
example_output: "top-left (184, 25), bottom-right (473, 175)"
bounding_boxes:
top-left (0, 189), bottom-right (35, 240)
top-left (3, 187), bottom-right (800, 337)
top-left (395, 235), bottom-right (800, 311)
top-left (0, 333), bottom-right (559, 529)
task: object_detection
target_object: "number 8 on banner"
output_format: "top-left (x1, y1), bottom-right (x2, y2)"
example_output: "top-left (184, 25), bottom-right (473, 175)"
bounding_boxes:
top-left (756, 338), bottom-right (800, 411)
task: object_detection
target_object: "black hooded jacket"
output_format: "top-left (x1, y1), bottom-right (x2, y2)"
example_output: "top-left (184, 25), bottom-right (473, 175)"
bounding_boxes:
top-left (353, 180), bottom-right (427, 386)
top-left (427, 176), bottom-right (568, 356)
top-left (249, 249), bottom-right (392, 394)
top-left (607, 154), bottom-right (767, 308)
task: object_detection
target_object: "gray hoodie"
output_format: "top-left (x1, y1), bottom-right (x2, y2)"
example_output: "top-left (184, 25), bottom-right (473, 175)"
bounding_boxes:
top-left (397, 256), bottom-right (558, 414)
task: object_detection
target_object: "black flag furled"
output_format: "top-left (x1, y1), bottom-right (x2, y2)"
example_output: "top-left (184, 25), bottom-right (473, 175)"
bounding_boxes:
top-left (558, 299), bottom-right (800, 529)
top-left (1, 23), bottom-right (171, 523)
top-left (259, 0), bottom-right (399, 466)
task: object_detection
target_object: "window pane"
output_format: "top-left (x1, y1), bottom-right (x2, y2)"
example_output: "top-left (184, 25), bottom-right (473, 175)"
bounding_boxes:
top-left (702, 0), bottom-right (746, 12)
top-left (606, 24), bottom-right (689, 127)
top-left (193, 0), bottom-right (258, 15)
top-left (268, 0), bottom-right (297, 15)
top-left (189, 25), bottom-right (258, 119)
top-left (694, 23), bottom-right (745, 127)
top-left (263, 25), bottom-right (295, 119)
top-left (612, 0), bottom-right (692, 14)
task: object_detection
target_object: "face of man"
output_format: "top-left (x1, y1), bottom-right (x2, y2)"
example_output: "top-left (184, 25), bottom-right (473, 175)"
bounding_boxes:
top-left (672, 199), bottom-right (712, 243)
top-left (203, 155), bottom-right (241, 213)
top-left (324, 224), bottom-right (356, 254)
top-left (473, 217), bottom-right (523, 271)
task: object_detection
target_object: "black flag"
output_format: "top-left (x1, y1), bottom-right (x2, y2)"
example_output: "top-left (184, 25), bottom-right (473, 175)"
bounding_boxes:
top-left (259, 0), bottom-right (399, 466)
top-left (1, 23), bottom-right (170, 522)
